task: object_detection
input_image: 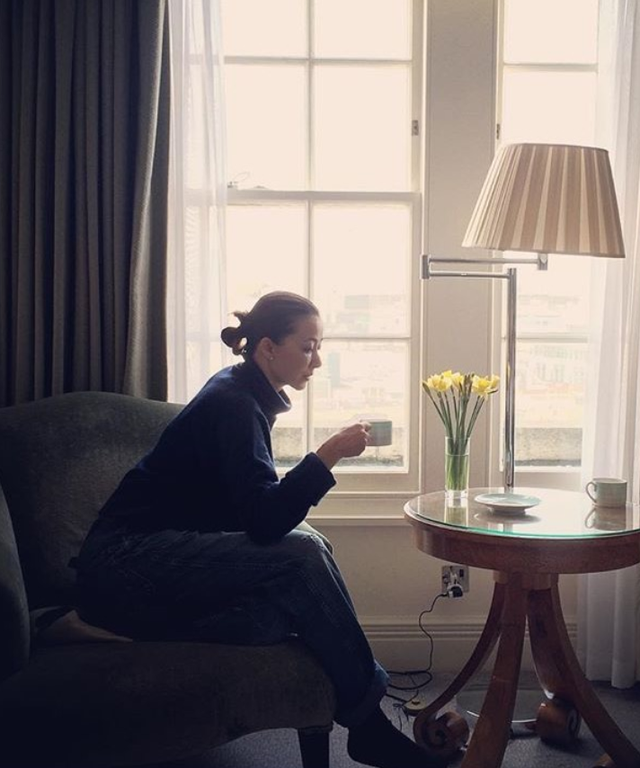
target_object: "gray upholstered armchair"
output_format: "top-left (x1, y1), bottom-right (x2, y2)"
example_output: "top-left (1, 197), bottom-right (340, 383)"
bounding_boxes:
top-left (0, 392), bottom-right (335, 768)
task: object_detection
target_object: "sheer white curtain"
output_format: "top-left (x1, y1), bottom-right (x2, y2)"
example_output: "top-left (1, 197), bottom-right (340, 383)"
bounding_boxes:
top-left (167, 0), bottom-right (227, 403)
top-left (579, 0), bottom-right (640, 687)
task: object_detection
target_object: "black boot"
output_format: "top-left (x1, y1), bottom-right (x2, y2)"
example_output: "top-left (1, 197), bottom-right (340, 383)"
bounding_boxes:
top-left (347, 706), bottom-right (450, 768)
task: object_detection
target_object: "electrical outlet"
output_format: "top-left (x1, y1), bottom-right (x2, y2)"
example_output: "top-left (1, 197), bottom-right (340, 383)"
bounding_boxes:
top-left (441, 564), bottom-right (469, 595)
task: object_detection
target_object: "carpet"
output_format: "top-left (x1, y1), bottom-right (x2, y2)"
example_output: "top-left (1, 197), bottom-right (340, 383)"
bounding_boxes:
top-left (153, 672), bottom-right (640, 768)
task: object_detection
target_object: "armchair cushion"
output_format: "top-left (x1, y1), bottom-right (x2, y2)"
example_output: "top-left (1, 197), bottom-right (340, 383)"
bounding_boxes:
top-left (0, 639), bottom-right (334, 768)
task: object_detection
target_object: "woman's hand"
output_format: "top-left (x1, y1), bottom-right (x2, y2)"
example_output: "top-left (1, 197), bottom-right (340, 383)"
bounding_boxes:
top-left (315, 422), bottom-right (371, 470)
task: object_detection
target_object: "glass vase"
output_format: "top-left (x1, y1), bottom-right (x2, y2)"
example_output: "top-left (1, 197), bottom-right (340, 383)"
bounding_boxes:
top-left (444, 436), bottom-right (470, 502)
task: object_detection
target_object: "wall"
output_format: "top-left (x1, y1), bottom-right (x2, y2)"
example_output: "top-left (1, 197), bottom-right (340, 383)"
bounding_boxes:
top-left (314, 519), bottom-right (577, 671)
top-left (309, 0), bottom-right (579, 673)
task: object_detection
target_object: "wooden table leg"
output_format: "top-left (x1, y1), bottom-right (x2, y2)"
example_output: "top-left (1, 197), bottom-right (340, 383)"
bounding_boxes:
top-left (528, 581), bottom-right (640, 768)
top-left (460, 574), bottom-right (528, 768)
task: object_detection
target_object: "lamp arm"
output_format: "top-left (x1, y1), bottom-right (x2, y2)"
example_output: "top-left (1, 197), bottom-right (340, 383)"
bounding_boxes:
top-left (424, 269), bottom-right (511, 281)
top-left (423, 253), bottom-right (548, 279)
top-left (421, 259), bottom-right (519, 491)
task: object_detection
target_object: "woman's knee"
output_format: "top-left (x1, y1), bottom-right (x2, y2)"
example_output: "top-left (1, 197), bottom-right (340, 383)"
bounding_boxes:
top-left (267, 529), bottom-right (334, 577)
top-left (294, 521), bottom-right (333, 553)
top-left (280, 528), bottom-right (329, 558)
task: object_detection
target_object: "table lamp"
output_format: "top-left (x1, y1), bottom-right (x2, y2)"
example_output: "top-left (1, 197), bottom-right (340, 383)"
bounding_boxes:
top-left (424, 143), bottom-right (625, 491)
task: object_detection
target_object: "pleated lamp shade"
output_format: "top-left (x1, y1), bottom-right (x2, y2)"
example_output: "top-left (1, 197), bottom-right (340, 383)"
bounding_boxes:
top-left (463, 143), bottom-right (625, 258)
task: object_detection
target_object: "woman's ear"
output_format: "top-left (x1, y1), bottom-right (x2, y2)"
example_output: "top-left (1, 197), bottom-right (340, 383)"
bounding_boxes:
top-left (256, 337), bottom-right (276, 361)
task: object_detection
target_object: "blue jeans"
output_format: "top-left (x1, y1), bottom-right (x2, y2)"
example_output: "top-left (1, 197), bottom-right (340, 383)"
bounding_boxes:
top-left (75, 519), bottom-right (389, 727)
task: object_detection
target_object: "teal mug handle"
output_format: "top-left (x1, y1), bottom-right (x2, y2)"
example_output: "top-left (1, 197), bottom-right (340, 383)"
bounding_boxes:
top-left (585, 480), bottom-right (597, 503)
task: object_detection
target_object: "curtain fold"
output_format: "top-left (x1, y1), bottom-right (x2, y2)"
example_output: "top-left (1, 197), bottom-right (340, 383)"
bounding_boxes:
top-left (0, 0), bottom-right (170, 406)
top-left (579, 0), bottom-right (640, 687)
top-left (166, 0), bottom-right (227, 403)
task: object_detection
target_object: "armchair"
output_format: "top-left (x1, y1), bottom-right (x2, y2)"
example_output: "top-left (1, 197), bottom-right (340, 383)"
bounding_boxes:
top-left (0, 391), bottom-right (335, 768)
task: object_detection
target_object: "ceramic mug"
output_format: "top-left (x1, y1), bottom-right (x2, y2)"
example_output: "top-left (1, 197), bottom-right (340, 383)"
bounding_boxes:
top-left (365, 418), bottom-right (393, 447)
top-left (585, 477), bottom-right (627, 507)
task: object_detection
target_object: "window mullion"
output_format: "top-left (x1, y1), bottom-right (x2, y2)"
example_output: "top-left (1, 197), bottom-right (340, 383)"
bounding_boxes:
top-left (306, 0), bottom-right (313, 454)
top-left (308, 0), bottom-right (314, 190)
top-left (306, 199), bottom-right (313, 455)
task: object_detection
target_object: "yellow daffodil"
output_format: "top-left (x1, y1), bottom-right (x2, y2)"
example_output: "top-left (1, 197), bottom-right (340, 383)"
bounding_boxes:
top-left (424, 373), bottom-right (452, 392)
top-left (423, 370), bottom-right (500, 451)
top-left (451, 371), bottom-right (465, 389)
top-left (471, 374), bottom-right (500, 397)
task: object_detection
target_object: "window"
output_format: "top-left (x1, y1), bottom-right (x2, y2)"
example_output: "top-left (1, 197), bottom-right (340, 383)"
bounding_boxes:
top-left (498, 0), bottom-right (600, 469)
top-left (221, 0), bottom-right (423, 492)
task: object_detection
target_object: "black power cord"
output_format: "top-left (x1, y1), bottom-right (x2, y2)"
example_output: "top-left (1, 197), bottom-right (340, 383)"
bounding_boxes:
top-left (385, 590), bottom-right (449, 711)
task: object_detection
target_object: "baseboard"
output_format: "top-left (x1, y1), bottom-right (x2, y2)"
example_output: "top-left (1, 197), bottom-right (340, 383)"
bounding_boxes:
top-left (361, 615), bottom-right (578, 673)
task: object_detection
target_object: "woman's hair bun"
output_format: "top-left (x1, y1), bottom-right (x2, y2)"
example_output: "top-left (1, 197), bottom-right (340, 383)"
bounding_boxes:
top-left (220, 311), bottom-right (249, 355)
top-left (221, 292), bottom-right (319, 360)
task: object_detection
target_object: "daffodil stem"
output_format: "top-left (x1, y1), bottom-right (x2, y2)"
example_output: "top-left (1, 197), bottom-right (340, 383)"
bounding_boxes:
top-left (466, 397), bottom-right (486, 439)
top-left (445, 437), bottom-right (470, 495)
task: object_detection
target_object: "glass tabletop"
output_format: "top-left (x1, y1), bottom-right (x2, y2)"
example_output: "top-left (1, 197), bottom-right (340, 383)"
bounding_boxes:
top-left (405, 487), bottom-right (640, 539)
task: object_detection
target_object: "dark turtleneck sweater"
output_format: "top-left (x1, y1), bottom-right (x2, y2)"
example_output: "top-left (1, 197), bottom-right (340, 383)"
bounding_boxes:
top-left (99, 360), bottom-right (336, 542)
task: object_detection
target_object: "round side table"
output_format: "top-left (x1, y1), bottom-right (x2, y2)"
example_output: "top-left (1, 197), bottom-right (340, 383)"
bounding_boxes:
top-left (404, 487), bottom-right (640, 768)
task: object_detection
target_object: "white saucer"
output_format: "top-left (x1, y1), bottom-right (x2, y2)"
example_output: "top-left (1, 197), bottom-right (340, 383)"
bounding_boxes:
top-left (474, 492), bottom-right (541, 514)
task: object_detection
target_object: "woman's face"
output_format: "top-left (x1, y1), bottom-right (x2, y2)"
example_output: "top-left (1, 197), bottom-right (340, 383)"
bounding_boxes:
top-left (261, 314), bottom-right (323, 391)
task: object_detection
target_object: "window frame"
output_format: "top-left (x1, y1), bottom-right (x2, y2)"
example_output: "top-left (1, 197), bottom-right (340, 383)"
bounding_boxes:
top-left (223, 0), bottom-right (426, 498)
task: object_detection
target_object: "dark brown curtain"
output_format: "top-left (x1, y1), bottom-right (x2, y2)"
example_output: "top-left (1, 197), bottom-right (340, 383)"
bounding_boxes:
top-left (0, 0), bottom-right (170, 406)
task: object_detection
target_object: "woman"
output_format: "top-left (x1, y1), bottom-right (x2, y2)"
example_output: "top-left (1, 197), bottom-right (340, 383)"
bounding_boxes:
top-left (75, 291), bottom-right (445, 768)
